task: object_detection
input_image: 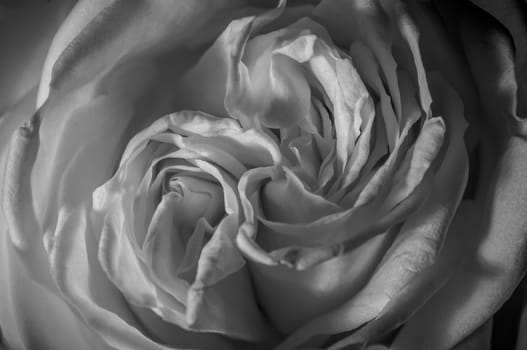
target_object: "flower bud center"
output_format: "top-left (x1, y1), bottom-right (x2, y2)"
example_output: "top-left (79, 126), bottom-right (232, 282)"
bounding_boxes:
top-left (167, 175), bottom-right (224, 229)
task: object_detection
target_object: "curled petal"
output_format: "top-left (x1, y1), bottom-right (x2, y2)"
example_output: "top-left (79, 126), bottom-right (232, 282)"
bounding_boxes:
top-left (276, 73), bottom-right (468, 350)
top-left (1, 113), bottom-right (52, 288)
top-left (324, 74), bottom-right (469, 349)
top-left (391, 5), bottom-right (527, 349)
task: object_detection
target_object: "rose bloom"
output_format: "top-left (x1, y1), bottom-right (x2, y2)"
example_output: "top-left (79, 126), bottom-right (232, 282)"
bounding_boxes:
top-left (1, 0), bottom-right (527, 349)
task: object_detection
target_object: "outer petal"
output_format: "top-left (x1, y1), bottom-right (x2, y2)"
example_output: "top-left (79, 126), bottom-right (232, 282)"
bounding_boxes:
top-left (0, 0), bottom-right (76, 115)
top-left (0, 114), bottom-right (109, 349)
top-left (276, 74), bottom-right (468, 350)
top-left (466, 0), bottom-right (527, 118)
top-left (0, 222), bottom-right (110, 350)
top-left (2, 2), bottom-right (258, 349)
top-left (36, 0), bottom-right (251, 106)
top-left (391, 4), bottom-right (527, 349)
top-left (32, 0), bottom-right (255, 243)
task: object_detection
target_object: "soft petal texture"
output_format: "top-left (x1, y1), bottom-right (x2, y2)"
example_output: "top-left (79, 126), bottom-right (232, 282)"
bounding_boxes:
top-left (36, 0), bottom-right (254, 106)
top-left (452, 320), bottom-right (493, 350)
top-left (0, 0), bottom-right (76, 115)
top-left (391, 139), bottom-right (527, 350)
top-left (261, 167), bottom-right (342, 224)
top-left (313, 0), bottom-right (402, 119)
top-left (0, 226), bottom-right (109, 350)
top-left (179, 3), bottom-right (351, 134)
top-left (390, 3), bottom-right (527, 349)
top-left (248, 230), bottom-right (395, 333)
top-left (33, 0), bottom-right (256, 229)
top-left (6, 1), bottom-right (524, 349)
top-left (275, 73), bottom-right (468, 350)
top-left (0, 115), bottom-right (110, 350)
top-left (1, 1), bottom-right (272, 349)
top-left (92, 111), bottom-right (278, 343)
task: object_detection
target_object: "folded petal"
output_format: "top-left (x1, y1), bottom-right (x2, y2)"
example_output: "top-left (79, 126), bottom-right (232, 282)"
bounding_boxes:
top-left (391, 7), bottom-right (527, 348)
top-left (276, 73), bottom-right (468, 350)
top-left (324, 74), bottom-right (469, 349)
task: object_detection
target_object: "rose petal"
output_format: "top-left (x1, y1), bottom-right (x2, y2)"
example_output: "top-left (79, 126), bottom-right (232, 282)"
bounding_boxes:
top-left (323, 74), bottom-right (469, 349)
top-left (93, 109), bottom-right (277, 341)
top-left (35, 73), bottom-right (147, 235)
top-left (0, 222), bottom-right (109, 350)
top-left (260, 166), bottom-right (341, 227)
top-left (275, 72), bottom-right (468, 350)
top-left (517, 300), bottom-right (527, 349)
top-left (98, 196), bottom-right (188, 326)
top-left (0, 0), bottom-right (75, 114)
top-left (0, 113), bottom-right (108, 350)
top-left (382, 0), bottom-right (432, 116)
top-left (405, 1), bottom-right (478, 122)
top-left (390, 5), bottom-right (527, 349)
top-left (452, 320), bottom-right (493, 350)
top-left (391, 138), bottom-right (527, 349)
top-left (0, 87), bottom-right (39, 153)
top-left (466, 0), bottom-right (527, 118)
top-left (239, 163), bottom-right (426, 250)
top-left (1, 114), bottom-right (52, 288)
top-left (142, 193), bottom-right (194, 304)
top-left (50, 204), bottom-right (228, 350)
top-left (350, 42), bottom-right (398, 152)
top-left (380, 115), bottom-right (445, 211)
top-left (36, 0), bottom-right (250, 105)
top-left (33, 0), bottom-right (257, 238)
top-left (177, 1), bottom-right (316, 120)
top-left (187, 214), bottom-right (278, 342)
top-left (351, 69), bottom-right (423, 209)
top-left (314, 0), bottom-right (402, 119)
top-left (247, 230), bottom-right (395, 333)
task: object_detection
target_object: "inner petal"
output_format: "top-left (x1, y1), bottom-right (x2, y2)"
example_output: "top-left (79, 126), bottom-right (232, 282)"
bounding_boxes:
top-left (166, 175), bottom-right (225, 233)
top-left (260, 167), bottom-right (341, 226)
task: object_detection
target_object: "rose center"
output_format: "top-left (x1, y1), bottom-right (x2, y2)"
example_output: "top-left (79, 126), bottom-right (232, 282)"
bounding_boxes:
top-left (165, 175), bottom-right (224, 235)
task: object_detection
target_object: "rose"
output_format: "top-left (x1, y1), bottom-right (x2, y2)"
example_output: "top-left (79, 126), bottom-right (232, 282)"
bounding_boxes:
top-left (1, 1), bottom-right (527, 350)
